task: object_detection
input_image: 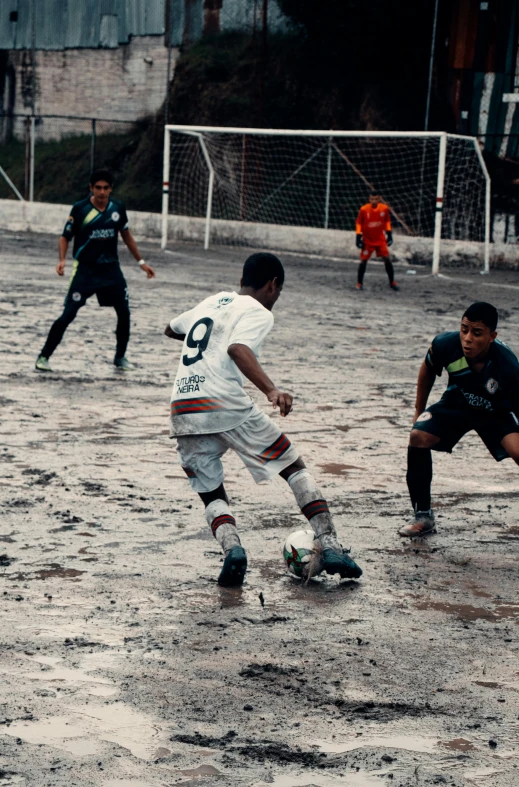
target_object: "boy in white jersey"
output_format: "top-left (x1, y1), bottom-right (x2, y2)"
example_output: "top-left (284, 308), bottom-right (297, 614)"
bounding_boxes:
top-left (165, 253), bottom-right (362, 587)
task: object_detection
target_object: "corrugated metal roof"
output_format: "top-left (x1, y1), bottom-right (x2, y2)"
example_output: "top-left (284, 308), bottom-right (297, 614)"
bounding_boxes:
top-left (0, 0), bottom-right (165, 50)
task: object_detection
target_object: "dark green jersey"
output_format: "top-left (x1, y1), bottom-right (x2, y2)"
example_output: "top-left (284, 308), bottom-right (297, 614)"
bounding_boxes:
top-left (62, 197), bottom-right (129, 265)
top-left (425, 331), bottom-right (519, 416)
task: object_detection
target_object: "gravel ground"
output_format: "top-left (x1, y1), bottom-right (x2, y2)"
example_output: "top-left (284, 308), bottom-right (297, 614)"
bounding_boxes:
top-left (1, 230), bottom-right (518, 787)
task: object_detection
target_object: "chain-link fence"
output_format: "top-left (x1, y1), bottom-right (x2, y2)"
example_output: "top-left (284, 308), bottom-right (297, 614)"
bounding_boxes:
top-left (0, 114), bottom-right (153, 205)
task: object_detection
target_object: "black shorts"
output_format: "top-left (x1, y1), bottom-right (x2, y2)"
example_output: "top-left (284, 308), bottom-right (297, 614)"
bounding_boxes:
top-left (413, 399), bottom-right (519, 462)
top-left (65, 262), bottom-right (128, 309)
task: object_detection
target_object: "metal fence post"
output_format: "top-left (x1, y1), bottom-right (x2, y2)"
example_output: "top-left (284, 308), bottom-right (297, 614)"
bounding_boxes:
top-left (161, 126), bottom-right (170, 249)
top-left (324, 136), bottom-right (332, 229)
top-left (432, 132), bottom-right (446, 275)
top-left (90, 119), bottom-right (96, 173)
top-left (29, 115), bottom-right (35, 202)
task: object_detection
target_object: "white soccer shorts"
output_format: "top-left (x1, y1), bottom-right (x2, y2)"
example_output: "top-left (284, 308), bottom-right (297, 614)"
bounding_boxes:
top-left (176, 407), bottom-right (299, 493)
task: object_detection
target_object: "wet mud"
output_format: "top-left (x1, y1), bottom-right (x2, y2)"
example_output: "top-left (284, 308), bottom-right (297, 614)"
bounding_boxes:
top-left (1, 231), bottom-right (519, 785)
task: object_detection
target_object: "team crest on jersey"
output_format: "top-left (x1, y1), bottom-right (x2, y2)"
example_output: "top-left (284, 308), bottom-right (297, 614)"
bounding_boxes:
top-left (111, 211), bottom-right (120, 222)
top-left (416, 411), bottom-right (432, 422)
top-left (485, 378), bottom-right (498, 394)
top-left (380, 211), bottom-right (385, 217)
top-left (72, 292), bottom-right (81, 302)
top-left (217, 296), bottom-right (234, 308)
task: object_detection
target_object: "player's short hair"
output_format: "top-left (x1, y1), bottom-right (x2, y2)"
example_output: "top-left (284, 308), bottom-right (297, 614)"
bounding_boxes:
top-left (242, 252), bottom-right (285, 289)
top-left (369, 189), bottom-right (381, 196)
top-left (462, 302), bottom-right (498, 331)
top-left (90, 168), bottom-right (114, 187)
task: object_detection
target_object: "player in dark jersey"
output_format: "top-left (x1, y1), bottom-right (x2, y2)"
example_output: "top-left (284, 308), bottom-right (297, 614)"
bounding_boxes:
top-left (35, 169), bottom-right (155, 372)
top-left (400, 302), bottom-right (519, 536)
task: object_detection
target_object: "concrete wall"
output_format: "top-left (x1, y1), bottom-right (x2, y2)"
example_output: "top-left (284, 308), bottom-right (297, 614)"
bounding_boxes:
top-left (2, 198), bottom-right (519, 270)
top-left (4, 36), bottom-right (176, 129)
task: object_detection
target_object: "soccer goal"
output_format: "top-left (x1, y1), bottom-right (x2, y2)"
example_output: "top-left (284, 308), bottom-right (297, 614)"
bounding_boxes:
top-left (161, 127), bottom-right (490, 274)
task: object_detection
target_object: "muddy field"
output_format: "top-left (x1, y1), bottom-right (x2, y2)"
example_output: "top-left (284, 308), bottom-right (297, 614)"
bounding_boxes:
top-left (1, 230), bottom-right (519, 787)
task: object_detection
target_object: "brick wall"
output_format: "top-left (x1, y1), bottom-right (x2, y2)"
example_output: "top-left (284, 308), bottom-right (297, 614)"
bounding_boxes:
top-left (7, 36), bottom-right (177, 125)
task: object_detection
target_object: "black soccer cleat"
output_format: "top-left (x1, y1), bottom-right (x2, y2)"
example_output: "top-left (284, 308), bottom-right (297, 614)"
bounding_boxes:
top-left (218, 546), bottom-right (247, 587)
top-left (390, 281), bottom-right (400, 291)
top-left (321, 548), bottom-right (362, 579)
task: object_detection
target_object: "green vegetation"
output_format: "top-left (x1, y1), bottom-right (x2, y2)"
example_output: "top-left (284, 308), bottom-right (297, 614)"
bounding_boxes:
top-left (0, 120), bottom-right (162, 211)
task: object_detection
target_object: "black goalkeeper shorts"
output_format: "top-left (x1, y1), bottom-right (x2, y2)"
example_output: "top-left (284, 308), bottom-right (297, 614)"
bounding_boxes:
top-left (65, 262), bottom-right (129, 309)
top-left (412, 399), bottom-right (519, 462)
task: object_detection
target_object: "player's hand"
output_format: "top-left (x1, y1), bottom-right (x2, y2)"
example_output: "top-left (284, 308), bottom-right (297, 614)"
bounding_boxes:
top-left (141, 263), bottom-right (156, 279)
top-left (267, 388), bottom-right (293, 417)
top-left (56, 260), bottom-right (66, 276)
top-left (386, 231), bottom-right (393, 247)
top-left (356, 234), bottom-right (364, 249)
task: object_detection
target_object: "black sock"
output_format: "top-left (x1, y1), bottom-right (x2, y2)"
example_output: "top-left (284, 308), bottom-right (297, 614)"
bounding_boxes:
top-left (115, 305), bottom-right (130, 359)
top-left (406, 446), bottom-right (432, 512)
top-left (384, 259), bottom-right (395, 284)
top-left (357, 261), bottom-right (367, 285)
top-left (40, 303), bottom-right (81, 359)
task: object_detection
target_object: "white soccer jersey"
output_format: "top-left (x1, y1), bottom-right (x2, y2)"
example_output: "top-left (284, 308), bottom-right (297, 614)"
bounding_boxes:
top-left (169, 291), bottom-right (274, 436)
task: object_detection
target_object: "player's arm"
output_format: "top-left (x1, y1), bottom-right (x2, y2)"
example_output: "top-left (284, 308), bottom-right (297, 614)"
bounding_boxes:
top-left (413, 361), bottom-right (436, 424)
top-left (57, 208), bottom-right (76, 275)
top-left (164, 325), bottom-right (185, 340)
top-left (355, 208), bottom-right (364, 249)
top-left (120, 229), bottom-right (156, 279)
top-left (57, 237), bottom-right (69, 276)
top-left (228, 343), bottom-right (293, 417)
top-left (385, 211), bottom-right (393, 247)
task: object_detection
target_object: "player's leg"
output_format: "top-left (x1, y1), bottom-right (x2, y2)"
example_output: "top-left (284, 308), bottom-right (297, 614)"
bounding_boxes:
top-left (500, 432), bottom-right (519, 464)
top-left (400, 404), bottom-right (469, 537)
top-left (402, 429), bottom-right (438, 536)
top-left (383, 258), bottom-right (399, 291)
top-left (176, 436), bottom-right (247, 587)
top-left (356, 247), bottom-right (371, 290)
top-left (377, 244), bottom-right (398, 290)
top-left (97, 273), bottom-right (132, 369)
top-left (476, 413), bottom-right (519, 466)
top-left (114, 297), bottom-right (131, 368)
top-left (279, 459), bottom-right (362, 579)
top-left (223, 409), bottom-right (361, 579)
top-left (36, 272), bottom-right (90, 369)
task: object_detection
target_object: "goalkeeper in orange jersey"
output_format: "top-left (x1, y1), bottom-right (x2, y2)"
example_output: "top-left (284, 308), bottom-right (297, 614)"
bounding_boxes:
top-left (355, 191), bottom-right (399, 291)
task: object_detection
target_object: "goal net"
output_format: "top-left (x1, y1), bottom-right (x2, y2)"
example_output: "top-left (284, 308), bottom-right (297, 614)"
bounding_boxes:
top-left (161, 127), bottom-right (490, 273)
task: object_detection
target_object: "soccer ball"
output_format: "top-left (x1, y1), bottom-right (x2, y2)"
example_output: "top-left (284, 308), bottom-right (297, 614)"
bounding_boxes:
top-left (283, 529), bottom-right (318, 578)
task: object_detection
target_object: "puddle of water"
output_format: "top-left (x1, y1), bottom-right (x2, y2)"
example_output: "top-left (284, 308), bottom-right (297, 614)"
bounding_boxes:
top-left (8, 565), bottom-right (85, 581)
top-left (315, 734), bottom-right (438, 754)
top-left (32, 655), bottom-right (61, 666)
top-left (180, 765), bottom-right (221, 777)
top-left (319, 463), bottom-right (364, 476)
top-left (475, 680), bottom-right (502, 689)
top-left (102, 782), bottom-right (157, 787)
top-left (70, 703), bottom-right (166, 759)
top-left (88, 685), bottom-right (120, 697)
top-left (24, 666), bottom-right (112, 684)
top-left (465, 768), bottom-right (504, 782)
top-left (4, 715), bottom-right (101, 756)
top-left (252, 772), bottom-right (382, 787)
top-left (4, 702), bottom-right (168, 760)
top-left (440, 737), bottom-right (475, 751)
top-left (415, 600), bottom-right (499, 622)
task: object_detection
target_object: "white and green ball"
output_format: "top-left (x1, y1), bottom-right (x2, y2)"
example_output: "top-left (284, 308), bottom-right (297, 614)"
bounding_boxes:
top-left (283, 528), bottom-right (317, 577)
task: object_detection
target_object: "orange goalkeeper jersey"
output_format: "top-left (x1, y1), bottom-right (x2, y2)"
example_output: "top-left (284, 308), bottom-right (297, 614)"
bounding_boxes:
top-left (355, 203), bottom-right (391, 244)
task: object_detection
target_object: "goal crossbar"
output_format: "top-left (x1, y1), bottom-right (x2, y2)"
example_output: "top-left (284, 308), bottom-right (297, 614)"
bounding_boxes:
top-left (162, 126), bottom-right (490, 273)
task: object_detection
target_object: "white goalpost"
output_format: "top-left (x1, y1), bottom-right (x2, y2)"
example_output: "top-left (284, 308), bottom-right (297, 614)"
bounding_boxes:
top-left (161, 126), bottom-right (491, 274)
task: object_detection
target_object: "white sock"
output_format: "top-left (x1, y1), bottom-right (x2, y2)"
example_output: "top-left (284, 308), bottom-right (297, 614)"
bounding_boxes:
top-left (205, 499), bottom-right (241, 555)
top-left (287, 469), bottom-right (341, 551)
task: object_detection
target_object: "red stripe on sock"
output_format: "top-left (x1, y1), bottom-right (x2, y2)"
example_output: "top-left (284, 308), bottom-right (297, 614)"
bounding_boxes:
top-left (211, 514), bottom-right (236, 537)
